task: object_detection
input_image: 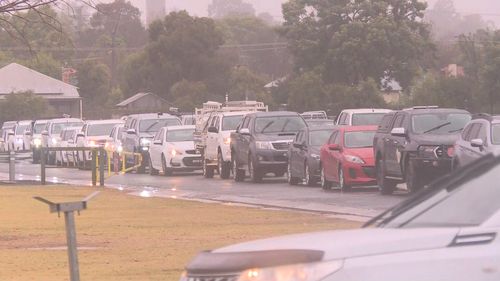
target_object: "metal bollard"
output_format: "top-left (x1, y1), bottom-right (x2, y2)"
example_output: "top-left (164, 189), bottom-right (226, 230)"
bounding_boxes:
top-left (9, 151), bottom-right (15, 182)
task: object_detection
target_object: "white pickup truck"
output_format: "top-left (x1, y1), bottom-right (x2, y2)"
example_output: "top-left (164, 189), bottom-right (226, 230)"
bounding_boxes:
top-left (195, 101), bottom-right (269, 179)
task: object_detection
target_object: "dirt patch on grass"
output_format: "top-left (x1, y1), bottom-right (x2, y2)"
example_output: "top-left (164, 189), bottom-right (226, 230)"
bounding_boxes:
top-left (0, 186), bottom-right (360, 281)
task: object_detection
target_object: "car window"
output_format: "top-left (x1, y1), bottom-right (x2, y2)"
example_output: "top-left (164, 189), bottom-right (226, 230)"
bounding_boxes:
top-left (461, 123), bottom-right (473, 140)
top-left (33, 123), bottom-right (46, 134)
top-left (392, 114), bottom-right (405, 128)
top-left (411, 113), bottom-right (471, 135)
top-left (310, 130), bottom-right (332, 146)
top-left (491, 124), bottom-right (500, 144)
top-left (87, 123), bottom-right (120, 136)
top-left (154, 129), bottom-right (163, 141)
top-left (15, 124), bottom-right (29, 135)
top-left (344, 131), bottom-right (376, 148)
top-left (51, 122), bottom-right (83, 134)
top-left (378, 114), bottom-right (394, 132)
top-left (222, 115), bottom-right (244, 131)
top-left (241, 117), bottom-right (250, 129)
top-left (468, 124), bottom-right (481, 141)
top-left (338, 113), bottom-right (348, 125)
top-left (477, 124), bottom-right (488, 144)
top-left (254, 116), bottom-right (306, 134)
top-left (166, 129), bottom-right (194, 142)
top-left (139, 118), bottom-right (181, 133)
top-left (328, 131), bottom-right (338, 144)
top-left (294, 131), bottom-right (302, 144)
top-left (214, 116), bottom-right (220, 129)
top-left (352, 113), bottom-right (387, 126)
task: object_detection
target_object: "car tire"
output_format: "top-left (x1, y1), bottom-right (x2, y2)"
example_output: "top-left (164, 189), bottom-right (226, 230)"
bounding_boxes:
top-left (405, 160), bottom-right (423, 193)
top-left (203, 159), bottom-right (215, 178)
top-left (304, 162), bottom-right (316, 186)
top-left (149, 157), bottom-right (159, 176)
top-left (287, 162), bottom-right (300, 185)
top-left (377, 158), bottom-right (397, 195)
top-left (321, 166), bottom-right (332, 190)
top-left (232, 155), bottom-right (245, 182)
top-left (218, 151), bottom-right (231, 179)
top-left (338, 166), bottom-right (352, 192)
top-left (248, 154), bottom-right (263, 183)
top-left (162, 154), bottom-right (172, 176)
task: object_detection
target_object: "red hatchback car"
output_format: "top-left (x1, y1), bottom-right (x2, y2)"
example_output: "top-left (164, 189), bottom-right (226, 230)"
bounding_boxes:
top-left (320, 126), bottom-right (377, 191)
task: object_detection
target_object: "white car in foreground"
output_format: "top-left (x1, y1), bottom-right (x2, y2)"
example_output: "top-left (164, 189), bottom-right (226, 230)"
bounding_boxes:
top-left (149, 125), bottom-right (202, 176)
top-left (10, 120), bottom-right (31, 151)
top-left (180, 155), bottom-right (500, 281)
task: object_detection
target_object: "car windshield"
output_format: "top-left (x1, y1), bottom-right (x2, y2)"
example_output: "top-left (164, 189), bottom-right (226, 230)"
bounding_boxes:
top-left (491, 124), bottom-right (500, 144)
top-left (222, 115), bottom-right (244, 131)
top-left (254, 116), bottom-right (306, 134)
top-left (412, 113), bottom-right (471, 134)
top-left (88, 123), bottom-right (120, 136)
top-left (15, 124), bottom-right (29, 134)
top-left (33, 123), bottom-right (46, 134)
top-left (117, 127), bottom-right (124, 140)
top-left (51, 122), bottom-right (83, 134)
top-left (344, 131), bottom-right (376, 148)
top-left (310, 130), bottom-right (333, 146)
top-left (352, 113), bottom-right (386, 126)
top-left (166, 129), bottom-right (194, 142)
top-left (380, 160), bottom-right (500, 228)
top-left (139, 118), bottom-right (181, 133)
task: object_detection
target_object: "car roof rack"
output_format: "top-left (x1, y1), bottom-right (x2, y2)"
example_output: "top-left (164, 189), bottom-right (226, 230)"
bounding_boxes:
top-left (403, 105), bottom-right (439, 111)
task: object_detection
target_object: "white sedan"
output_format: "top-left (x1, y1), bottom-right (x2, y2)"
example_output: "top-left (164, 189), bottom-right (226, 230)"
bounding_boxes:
top-left (180, 155), bottom-right (500, 281)
top-left (149, 125), bottom-right (202, 176)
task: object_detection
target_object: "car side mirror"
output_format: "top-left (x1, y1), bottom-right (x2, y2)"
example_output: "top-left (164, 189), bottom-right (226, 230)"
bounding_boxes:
top-left (391, 127), bottom-right (406, 137)
top-left (153, 140), bottom-right (162, 145)
top-left (239, 128), bottom-right (250, 135)
top-left (41, 130), bottom-right (49, 136)
top-left (127, 129), bottom-right (136, 135)
top-left (328, 144), bottom-right (341, 151)
top-left (471, 138), bottom-right (484, 148)
top-left (208, 126), bottom-right (218, 133)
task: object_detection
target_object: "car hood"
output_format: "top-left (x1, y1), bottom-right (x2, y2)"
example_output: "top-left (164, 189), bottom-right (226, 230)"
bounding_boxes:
top-left (412, 133), bottom-right (460, 145)
top-left (254, 133), bottom-right (296, 142)
top-left (168, 141), bottom-right (195, 151)
top-left (214, 228), bottom-right (459, 260)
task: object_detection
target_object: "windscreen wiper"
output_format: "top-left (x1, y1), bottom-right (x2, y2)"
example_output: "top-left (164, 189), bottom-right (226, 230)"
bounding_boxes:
top-left (423, 122), bottom-right (451, 134)
top-left (144, 121), bottom-right (159, 133)
top-left (260, 121), bottom-right (275, 134)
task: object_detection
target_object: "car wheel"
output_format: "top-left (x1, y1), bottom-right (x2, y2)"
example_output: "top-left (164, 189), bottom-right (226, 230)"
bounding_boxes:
top-left (149, 156), bottom-right (159, 176)
top-left (248, 154), bottom-right (263, 183)
top-left (338, 166), bottom-right (352, 192)
top-left (287, 162), bottom-right (300, 185)
top-left (162, 154), bottom-right (172, 176)
top-left (405, 160), bottom-right (423, 193)
top-left (232, 155), bottom-right (245, 182)
top-left (377, 158), bottom-right (397, 195)
top-left (321, 166), bottom-right (332, 190)
top-left (304, 162), bottom-right (316, 186)
top-left (203, 158), bottom-right (214, 178)
top-left (218, 151), bottom-right (231, 179)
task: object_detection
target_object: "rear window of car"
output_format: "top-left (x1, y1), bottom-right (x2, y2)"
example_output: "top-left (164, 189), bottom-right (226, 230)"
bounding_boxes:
top-left (166, 129), bottom-right (194, 142)
top-left (88, 123), bottom-right (121, 136)
top-left (222, 115), bottom-right (244, 131)
top-left (352, 113), bottom-right (387, 126)
top-left (51, 122), bottom-right (84, 134)
top-left (310, 130), bottom-right (332, 146)
top-left (139, 118), bottom-right (181, 133)
top-left (491, 124), bottom-right (500, 144)
top-left (344, 131), bottom-right (376, 148)
top-left (254, 116), bottom-right (307, 134)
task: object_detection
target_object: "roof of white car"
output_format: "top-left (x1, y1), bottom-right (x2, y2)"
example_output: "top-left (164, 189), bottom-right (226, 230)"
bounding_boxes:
top-left (48, 118), bottom-right (83, 123)
top-left (17, 120), bottom-right (32, 125)
top-left (165, 125), bottom-right (195, 131)
top-left (218, 111), bottom-right (253, 117)
top-left (341, 108), bottom-right (392, 114)
top-left (85, 119), bottom-right (125, 125)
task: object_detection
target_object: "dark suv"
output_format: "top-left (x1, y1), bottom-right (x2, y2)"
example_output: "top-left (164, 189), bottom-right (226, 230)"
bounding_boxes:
top-left (230, 111), bottom-right (307, 182)
top-left (373, 106), bottom-right (471, 194)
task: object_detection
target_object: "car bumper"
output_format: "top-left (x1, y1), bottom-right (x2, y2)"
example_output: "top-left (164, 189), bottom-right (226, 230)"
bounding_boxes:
top-left (254, 149), bottom-right (288, 171)
top-left (411, 157), bottom-right (452, 173)
top-left (169, 155), bottom-right (203, 170)
top-left (343, 163), bottom-right (377, 186)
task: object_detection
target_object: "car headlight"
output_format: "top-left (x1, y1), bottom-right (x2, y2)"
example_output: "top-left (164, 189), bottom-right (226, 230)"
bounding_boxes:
top-left (51, 137), bottom-right (58, 145)
top-left (310, 153), bottom-right (320, 160)
top-left (88, 140), bottom-right (97, 147)
top-left (33, 138), bottom-right (42, 147)
top-left (236, 260), bottom-right (343, 281)
top-left (117, 145), bottom-right (123, 153)
top-left (171, 149), bottom-right (183, 157)
top-left (224, 137), bottom-right (231, 145)
top-left (344, 155), bottom-right (365, 164)
top-left (16, 138), bottom-right (23, 144)
top-left (255, 141), bottom-right (273, 150)
top-left (140, 138), bottom-right (151, 147)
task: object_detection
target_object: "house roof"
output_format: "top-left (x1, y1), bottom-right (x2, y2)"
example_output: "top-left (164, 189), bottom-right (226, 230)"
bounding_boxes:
top-left (116, 92), bottom-right (171, 107)
top-left (0, 63), bottom-right (80, 99)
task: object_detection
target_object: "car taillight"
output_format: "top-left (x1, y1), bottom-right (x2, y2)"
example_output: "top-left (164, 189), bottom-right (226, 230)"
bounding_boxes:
top-left (447, 146), bottom-right (455, 157)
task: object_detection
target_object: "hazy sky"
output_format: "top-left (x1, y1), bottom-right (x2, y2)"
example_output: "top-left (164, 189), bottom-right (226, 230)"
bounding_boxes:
top-left (121, 0), bottom-right (500, 25)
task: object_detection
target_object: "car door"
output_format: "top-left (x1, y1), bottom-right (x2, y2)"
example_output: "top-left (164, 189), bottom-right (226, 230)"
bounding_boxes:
top-left (463, 123), bottom-right (483, 165)
top-left (322, 130), bottom-right (339, 180)
top-left (329, 130), bottom-right (343, 182)
top-left (206, 115), bottom-right (219, 160)
top-left (289, 131), bottom-right (303, 176)
top-left (150, 128), bottom-right (163, 169)
top-left (236, 116), bottom-right (251, 164)
top-left (385, 113), bottom-right (407, 176)
top-left (296, 131), bottom-right (309, 178)
top-left (455, 122), bottom-right (474, 166)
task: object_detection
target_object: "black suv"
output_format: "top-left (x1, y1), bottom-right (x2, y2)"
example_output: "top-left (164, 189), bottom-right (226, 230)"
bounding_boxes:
top-left (230, 111), bottom-right (307, 182)
top-left (373, 106), bottom-right (471, 194)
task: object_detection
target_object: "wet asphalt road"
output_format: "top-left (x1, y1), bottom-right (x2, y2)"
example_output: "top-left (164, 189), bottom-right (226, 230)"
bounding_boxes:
top-left (0, 158), bottom-right (408, 221)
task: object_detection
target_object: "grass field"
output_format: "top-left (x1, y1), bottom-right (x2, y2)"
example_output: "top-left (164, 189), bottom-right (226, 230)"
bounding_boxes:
top-left (0, 186), bottom-right (360, 281)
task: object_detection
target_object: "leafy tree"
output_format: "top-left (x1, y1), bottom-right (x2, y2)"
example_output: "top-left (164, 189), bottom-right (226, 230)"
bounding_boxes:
top-left (77, 60), bottom-right (112, 118)
top-left (281, 0), bottom-right (433, 90)
top-left (0, 91), bottom-right (54, 122)
top-left (22, 52), bottom-right (61, 79)
top-left (208, 0), bottom-right (255, 19)
top-left (228, 65), bottom-right (267, 101)
top-left (479, 31), bottom-right (500, 113)
top-left (170, 80), bottom-right (209, 112)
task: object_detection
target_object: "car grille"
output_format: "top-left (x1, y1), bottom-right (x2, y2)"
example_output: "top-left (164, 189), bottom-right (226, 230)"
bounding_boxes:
top-left (183, 157), bottom-right (203, 167)
top-left (363, 167), bottom-right (376, 178)
top-left (185, 149), bottom-right (198, 155)
top-left (185, 274), bottom-right (239, 281)
top-left (272, 141), bottom-right (291, 150)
